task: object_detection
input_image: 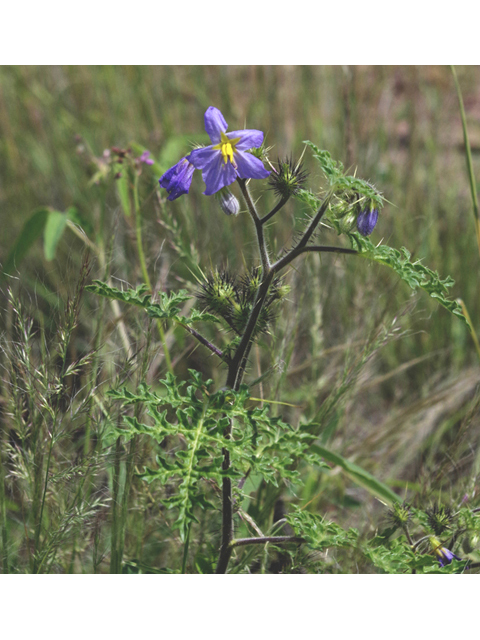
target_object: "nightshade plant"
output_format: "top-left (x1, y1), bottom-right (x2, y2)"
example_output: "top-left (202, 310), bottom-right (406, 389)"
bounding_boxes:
top-left (86, 106), bottom-right (475, 574)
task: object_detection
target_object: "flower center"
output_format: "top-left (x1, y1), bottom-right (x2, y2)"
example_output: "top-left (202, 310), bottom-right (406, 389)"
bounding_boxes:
top-left (213, 131), bottom-right (242, 165)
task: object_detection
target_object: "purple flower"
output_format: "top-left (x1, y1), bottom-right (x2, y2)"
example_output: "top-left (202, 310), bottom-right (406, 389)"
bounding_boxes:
top-left (429, 536), bottom-right (461, 567)
top-left (356, 208), bottom-right (379, 236)
top-left (159, 157), bottom-right (195, 201)
top-left (188, 107), bottom-right (270, 195)
top-left (138, 150), bottom-right (154, 165)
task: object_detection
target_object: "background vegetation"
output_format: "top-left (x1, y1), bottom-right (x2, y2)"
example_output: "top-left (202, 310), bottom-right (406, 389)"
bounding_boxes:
top-left (1, 65), bottom-right (480, 573)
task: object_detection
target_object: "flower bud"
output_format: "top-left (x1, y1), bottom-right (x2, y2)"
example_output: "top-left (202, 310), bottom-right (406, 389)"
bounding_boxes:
top-left (216, 187), bottom-right (240, 216)
top-left (388, 502), bottom-right (411, 529)
top-left (338, 212), bottom-right (357, 234)
top-left (426, 505), bottom-right (454, 536)
top-left (429, 536), bottom-right (461, 567)
top-left (268, 156), bottom-right (308, 200)
top-left (356, 207), bottom-right (379, 236)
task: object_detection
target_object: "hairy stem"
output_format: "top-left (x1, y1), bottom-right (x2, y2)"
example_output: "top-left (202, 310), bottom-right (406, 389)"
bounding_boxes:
top-left (215, 441), bottom-right (233, 574)
top-left (260, 196), bottom-right (289, 225)
top-left (215, 189), bottom-right (339, 574)
top-left (179, 323), bottom-right (225, 360)
top-left (272, 244), bottom-right (357, 273)
top-left (237, 178), bottom-right (271, 273)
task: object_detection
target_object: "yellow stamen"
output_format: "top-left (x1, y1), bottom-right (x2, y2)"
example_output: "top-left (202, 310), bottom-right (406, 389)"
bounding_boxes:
top-left (213, 131), bottom-right (242, 165)
top-left (222, 142), bottom-right (234, 164)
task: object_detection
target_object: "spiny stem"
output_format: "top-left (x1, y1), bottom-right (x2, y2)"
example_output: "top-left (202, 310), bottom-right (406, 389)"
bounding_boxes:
top-left (237, 178), bottom-right (271, 273)
top-left (215, 440), bottom-right (233, 574)
top-left (412, 535), bottom-right (430, 551)
top-left (272, 244), bottom-right (357, 273)
top-left (215, 190), bottom-right (343, 574)
top-left (226, 272), bottom-right (274, 390)
top-left (295, 189), bottom-right (334, 250)
top-left (260, 196), bottom-right (289, 225)
top-left (403, 525), bottom-right (415, 548)
top-left (180, 323), bottom-right (225, 360)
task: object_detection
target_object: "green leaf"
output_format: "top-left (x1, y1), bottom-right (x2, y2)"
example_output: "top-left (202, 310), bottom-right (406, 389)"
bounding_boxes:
top-left (287, 508), bottom-right (358, 551)
top-left (296, 194), bottom-right (466, 326)
top-left (108, 371), bottom-right (319, 542)
top-left (44, 210), bottom-right (68, 261)
top-left (298, 142), bottom-right (467, 327)
top-left (2, 207), bottom-right (49, 278)
top-left (86, 280), bottom-right (218, 327)
top-left (349, 234), bottom-right (468, 326)
top-left (310, 444), bottom-right (401, 506)
top-left (65, 205), bottom-right (94, 237)
top-left (86, 280), bottom-right (152, 307)
top-left (301, 140), bottom-right (385, 209)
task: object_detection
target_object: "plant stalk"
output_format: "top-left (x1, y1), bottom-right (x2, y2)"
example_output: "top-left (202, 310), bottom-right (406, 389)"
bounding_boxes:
top-left (215, 185), bottom-right (344, 573)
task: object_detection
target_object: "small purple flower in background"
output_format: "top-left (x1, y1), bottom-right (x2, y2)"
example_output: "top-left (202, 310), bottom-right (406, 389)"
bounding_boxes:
top-left (159, 156), bottom-right (196, 201)
top-left (189, 107), bottom-right (270, 195)
top-left (356, 207), bottom-right (379, 236)
top-left (429, 536), bottom-right (461, 567)
top-left (138, 150), bottom-right (155, 165)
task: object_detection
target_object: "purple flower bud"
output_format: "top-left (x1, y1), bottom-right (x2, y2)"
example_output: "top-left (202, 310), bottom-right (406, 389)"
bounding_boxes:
top-left (216, 188), bottom-right (240, 216)
top-left (429, 536), bottom-right (462, 567)
top-left (356, 208), bottom-right (379, 236)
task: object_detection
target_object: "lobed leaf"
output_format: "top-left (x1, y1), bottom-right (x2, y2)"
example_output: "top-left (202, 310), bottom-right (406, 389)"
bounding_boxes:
top-left (86, 280), bottom-right (218, 326)
top-left (294, 153), bottom-right (467, 327)
top-left (348, 234), bottom-right (468, 326)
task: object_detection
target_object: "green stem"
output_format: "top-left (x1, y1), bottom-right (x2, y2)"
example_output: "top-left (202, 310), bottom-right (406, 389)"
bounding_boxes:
top-left (182, 524), bottom-right (191, 574)
top-left (115, 316), bottom-right (153, 573)
top-left (451, 65), bottom-right (480, 256)
top-left (133, 175), bottom-right (174, 375)
top-left (231, 535), bottom-right (305, 548)
top-left (116, 435), bottom-right (138, 571)
top-left (0, 420), bottom-right (8, 573)
top-left (458, 298), bottom-right (480, 362)
top-left (33, 409), bottom-right (56, 573)
top-left (110, 433), bottom-right (123, 574)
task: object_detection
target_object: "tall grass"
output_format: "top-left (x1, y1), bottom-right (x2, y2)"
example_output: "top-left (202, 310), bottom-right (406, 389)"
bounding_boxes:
top-left (1, 65), bottom-right (480, 572)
